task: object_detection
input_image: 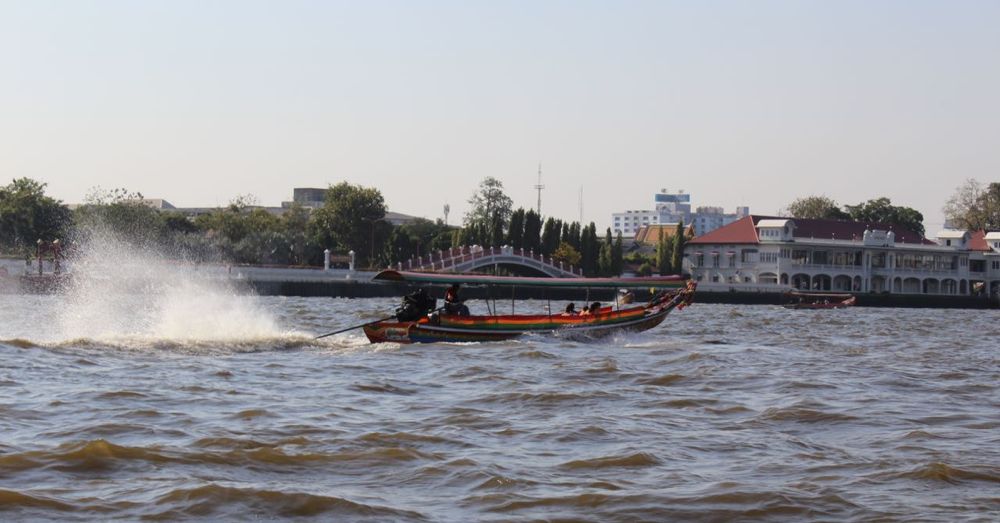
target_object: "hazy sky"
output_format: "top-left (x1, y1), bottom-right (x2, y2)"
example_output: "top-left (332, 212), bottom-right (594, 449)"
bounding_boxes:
top-left (3, 1), bottom-right (998, 233)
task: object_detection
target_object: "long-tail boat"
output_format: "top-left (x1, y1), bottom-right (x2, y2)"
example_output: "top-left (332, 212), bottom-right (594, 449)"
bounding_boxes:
top-left (783, 291), bottom-right (856, 310)
top-left (360, 270), bottom-right (696, 344)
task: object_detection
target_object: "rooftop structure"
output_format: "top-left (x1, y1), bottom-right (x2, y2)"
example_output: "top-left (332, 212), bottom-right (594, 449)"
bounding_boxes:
top-left (611, 189), bottom-right (747, 237)
top-left (632, 223), bottom-right (695, 247)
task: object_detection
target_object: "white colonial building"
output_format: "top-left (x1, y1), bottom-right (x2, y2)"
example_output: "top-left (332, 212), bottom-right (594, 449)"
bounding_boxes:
top-left (684, 216), bottom-right (1000, 296)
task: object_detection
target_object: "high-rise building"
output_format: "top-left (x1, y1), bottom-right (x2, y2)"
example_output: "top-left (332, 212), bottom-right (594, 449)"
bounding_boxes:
top-left (611, 189), bottom-right (747, 238)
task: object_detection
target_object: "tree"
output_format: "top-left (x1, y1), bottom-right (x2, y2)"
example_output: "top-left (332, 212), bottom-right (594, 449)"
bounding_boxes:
top-left (281, 204), bottom-right (312, 265)
top-left (944, 179), bottom-right (1000, 231)
top-left (308, 182), bottom-right (388, 267)
top-left (580, 222), bottom-right (599, 276)
top-left (784, 196), bottom-right (849, 220)
top-left (656, 228), bottom-right (671, 275)
top-left (382, 218), bottom-right (453, 264)
top-left (507, 208), bottom-right (525, 248)
top-left (0, 178), bottom-right (71, 254)
top-left (611, 231), bottom-right (624, 276)
top-left (464, 177), bottom-right (513, 247)
top-left (523, 209), bottom-right (542, 253)
top-left (566, 222), bottom-right (581, 250)
top-left (978, 183), bottom-right (1000, 231)
top-left (845, 197), bottom-right (925, 237)
top-left (552, 241), bottom-right (581, 268)
top-left (598, 228), bottom-right (614, 276)
top-left (73, 186), bottom-right (165, 247)
top-left (671, 221), bottom-right (686, 275)
top-left (541, 217), bottom-right (561, 256)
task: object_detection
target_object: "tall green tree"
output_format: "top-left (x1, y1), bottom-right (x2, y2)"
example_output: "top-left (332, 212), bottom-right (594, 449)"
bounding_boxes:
top-left (541, 217), bottom-right (562, 256)
top-left (0, 178), bottom-right (71, 254)
top-left (464, 177), bottom-right (513, 247)
top-left (308, 182), bottom-right (388, 267)
top-left (598, 228), bottom-right (614, 276)
top-left (784, 195), bottom-right (850, 220)
top-left (567, 222), bottom-right (581, 250)
top-left (612, 231), bottom-right (624, 276)
top-left (580, 222), bottom-right (599, 276)
top-left (656, 228), bottom-right (671, 275)
top-left (671, 221), bottom-right (686, 275)
top-left (523, 209), bottom-right (542, 253)
top-left (845, 197), bottom-right (925, 237)
top-left (507, 208), bottom-right (525, 248)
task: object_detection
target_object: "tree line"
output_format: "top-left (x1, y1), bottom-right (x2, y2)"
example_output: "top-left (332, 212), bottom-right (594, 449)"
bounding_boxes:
top-left (784, 180), bottom-right (1000, 237)
top-left (782, 195), bottom-right (927, 236)
top-left (0, 176), bottom-right (631, 276)
top-left (9, 175), bottom-right (984, 276)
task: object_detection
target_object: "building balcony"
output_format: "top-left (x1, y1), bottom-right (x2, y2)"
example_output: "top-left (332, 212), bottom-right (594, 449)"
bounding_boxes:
top-left (783, 263), bottom-right (864, 272)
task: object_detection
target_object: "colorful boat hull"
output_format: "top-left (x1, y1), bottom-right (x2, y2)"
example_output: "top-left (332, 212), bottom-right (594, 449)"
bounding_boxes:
top-left (363, 284), bottom-right (694, 344)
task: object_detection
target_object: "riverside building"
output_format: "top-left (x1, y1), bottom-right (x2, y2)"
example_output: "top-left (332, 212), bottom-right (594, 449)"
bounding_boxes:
top-left (683, 215), bottom-right (1000, 297)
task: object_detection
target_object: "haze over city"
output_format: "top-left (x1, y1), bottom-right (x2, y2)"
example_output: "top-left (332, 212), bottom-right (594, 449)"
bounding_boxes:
top-left (4, 1), bottom-right (1000, 233)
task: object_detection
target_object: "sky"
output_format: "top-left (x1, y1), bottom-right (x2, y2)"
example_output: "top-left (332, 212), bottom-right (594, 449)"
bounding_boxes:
top-left (2, 1), bottom-right (999, 234)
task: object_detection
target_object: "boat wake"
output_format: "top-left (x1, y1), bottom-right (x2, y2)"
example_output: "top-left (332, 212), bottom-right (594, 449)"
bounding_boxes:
top-left (0, 334), bottom-right (368, 355)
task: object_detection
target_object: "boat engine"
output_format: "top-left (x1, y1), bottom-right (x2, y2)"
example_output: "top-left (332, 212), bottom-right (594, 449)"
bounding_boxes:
top-left (396, 289), bottom-right (437, 321)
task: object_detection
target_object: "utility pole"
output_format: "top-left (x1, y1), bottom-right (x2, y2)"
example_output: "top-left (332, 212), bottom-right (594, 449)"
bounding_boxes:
top-left (534, 164), bottom-right (544, 216)
top-left (579, 186), bottom-right (584, 224)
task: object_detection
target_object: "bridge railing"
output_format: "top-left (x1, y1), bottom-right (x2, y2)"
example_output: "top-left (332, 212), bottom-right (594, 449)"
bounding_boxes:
top-left (397, 245), bottom-right (582, 276)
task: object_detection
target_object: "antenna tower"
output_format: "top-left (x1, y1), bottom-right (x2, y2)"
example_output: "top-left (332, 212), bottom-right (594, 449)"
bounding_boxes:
top-left (578, 186), bottom-right (584, 224)
top-left (534, 164), bottom-right (544, 215)
top-left (443, 203), bottom-right (450, 225)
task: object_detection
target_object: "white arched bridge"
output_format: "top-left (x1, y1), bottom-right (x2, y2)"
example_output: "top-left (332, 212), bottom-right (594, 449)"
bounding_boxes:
top-left (393, 246), bottom-right (582, 278)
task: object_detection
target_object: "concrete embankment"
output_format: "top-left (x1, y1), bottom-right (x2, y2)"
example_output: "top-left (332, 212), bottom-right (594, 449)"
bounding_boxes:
top-left (693, 290), bottom-right (996, 309)
top-left (223, 276), bottom-right (1000, 309)
top-left (3, 263), bottom-right (996, 309)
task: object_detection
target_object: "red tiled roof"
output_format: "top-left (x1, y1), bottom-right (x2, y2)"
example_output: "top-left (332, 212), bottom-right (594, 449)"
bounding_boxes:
top-left (688, 215), bottom-right (931, 245)
top-left (687, 215), bottom-right (759, 244)
top-left (788, 217), bottom-right (931, 244)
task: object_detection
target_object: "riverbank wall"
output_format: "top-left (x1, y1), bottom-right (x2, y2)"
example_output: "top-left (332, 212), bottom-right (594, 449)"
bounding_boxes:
top-left (3, 264), bottom-right (996, 309)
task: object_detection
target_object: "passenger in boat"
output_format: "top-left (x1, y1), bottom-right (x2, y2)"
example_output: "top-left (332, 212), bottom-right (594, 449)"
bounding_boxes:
top-left (589, 301), bottom-right (602, 315)
top-left (562, 303), bottom-right (579, 316)
top-left (618, 289), bottom-right (635, 304)
top-left (444, 283), bottom-right (470, 316)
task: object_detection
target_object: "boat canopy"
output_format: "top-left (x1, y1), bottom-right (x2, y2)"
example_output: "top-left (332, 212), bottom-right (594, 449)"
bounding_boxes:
top-left (371, 270), bottom-right (687, 289)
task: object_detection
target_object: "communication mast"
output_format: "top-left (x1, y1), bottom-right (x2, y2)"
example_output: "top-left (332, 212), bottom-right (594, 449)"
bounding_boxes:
top-left (534, 164), bottom-right (544, 215)
top-left (578, 186), bottom-right (584, 224)
top-left (443, 203), bottom-right (450, 225)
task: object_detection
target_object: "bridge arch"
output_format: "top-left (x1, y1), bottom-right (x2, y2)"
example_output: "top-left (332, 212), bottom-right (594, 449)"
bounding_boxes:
top-left (398, 245), bottom-right (582, 278)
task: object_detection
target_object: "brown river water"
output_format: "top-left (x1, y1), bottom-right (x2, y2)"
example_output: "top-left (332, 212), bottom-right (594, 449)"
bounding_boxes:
top-left (0, 279), bottom-right (998, 521)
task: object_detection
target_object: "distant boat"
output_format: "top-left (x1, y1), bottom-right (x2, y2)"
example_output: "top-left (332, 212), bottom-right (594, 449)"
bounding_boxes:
top-left (783, 291), bottom-right (856, 310)
top-left (357, 270), bottom-right (697, 344)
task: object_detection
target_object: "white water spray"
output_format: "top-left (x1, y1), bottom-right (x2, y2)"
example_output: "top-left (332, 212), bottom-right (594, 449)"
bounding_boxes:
top-left (55, 231), bottom-right (288, 346)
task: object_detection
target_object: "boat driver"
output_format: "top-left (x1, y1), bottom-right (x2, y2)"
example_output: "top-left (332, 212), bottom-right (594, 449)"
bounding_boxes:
top-left (444, 283), bottom-right (470, 316)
